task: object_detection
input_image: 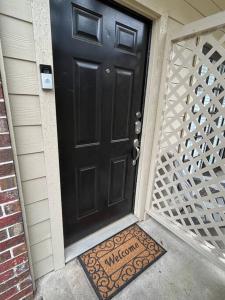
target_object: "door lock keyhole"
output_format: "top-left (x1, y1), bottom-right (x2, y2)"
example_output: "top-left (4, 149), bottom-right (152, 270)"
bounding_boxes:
top-left (136, 111), bottom-right (142, 119)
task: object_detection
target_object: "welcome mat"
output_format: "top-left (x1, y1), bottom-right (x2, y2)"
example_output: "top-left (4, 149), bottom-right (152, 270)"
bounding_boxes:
top-left (78, 224), bottom-right (166, 300)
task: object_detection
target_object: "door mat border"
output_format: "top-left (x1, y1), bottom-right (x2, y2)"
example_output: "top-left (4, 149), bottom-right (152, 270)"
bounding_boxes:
top-left (78, 223), bottom-right (166, 300)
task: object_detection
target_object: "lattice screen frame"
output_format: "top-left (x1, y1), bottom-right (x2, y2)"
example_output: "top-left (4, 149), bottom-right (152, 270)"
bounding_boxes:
top-left (146, 11), bottom-right (225, 268)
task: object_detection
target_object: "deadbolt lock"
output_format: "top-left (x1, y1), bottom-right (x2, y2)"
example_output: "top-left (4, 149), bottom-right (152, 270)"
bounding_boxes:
top-left (135, 120), bottom-right (142, 135)
top-left (136, 111), bottom-right (142, 119)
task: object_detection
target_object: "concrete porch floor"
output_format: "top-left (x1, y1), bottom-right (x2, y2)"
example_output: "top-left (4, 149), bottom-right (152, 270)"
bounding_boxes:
top-left (34, 217), bottom-right (225, 300)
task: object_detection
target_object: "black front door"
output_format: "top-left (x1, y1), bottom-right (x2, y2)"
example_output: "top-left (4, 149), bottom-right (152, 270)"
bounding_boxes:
top-left (50, 0), bottom-right (151, 246)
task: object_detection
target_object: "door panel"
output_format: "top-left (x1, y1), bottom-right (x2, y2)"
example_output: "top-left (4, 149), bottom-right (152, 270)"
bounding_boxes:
top-left (50, 0), bottom-right (151, 246)
top-left (108, 156), bottom-right (127, 206)
top-left (112, 68), bottom-right (133, 141)
top-left (115, 22), bottom-right (137, 53)
top-left (77, 166), bottom-right (97, 219)
top-left (73, 59), bottom-right (101, 147)
top-left (72, 4), bottom-right (103, 43)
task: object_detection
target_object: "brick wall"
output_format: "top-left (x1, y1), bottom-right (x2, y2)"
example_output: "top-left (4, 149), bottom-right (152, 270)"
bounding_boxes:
top-left (0, 80), bottom-right (33, 299)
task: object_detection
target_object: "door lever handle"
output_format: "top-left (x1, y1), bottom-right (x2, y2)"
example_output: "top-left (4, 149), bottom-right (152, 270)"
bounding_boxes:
top-left (132, 139), bottom-right (140, 166)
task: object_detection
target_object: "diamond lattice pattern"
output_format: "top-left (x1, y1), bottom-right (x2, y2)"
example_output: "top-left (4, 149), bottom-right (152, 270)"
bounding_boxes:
top-left (152, 28), bottom-right (225, 263)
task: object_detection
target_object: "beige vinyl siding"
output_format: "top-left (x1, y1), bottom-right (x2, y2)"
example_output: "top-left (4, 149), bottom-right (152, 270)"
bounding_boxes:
top-left (22, 177), bottom-right (48, 205)
top-left (28, 219), bottom-right (51, 245)
top-left (31, 239), bottom-right (53, 263)
top-left (213, 0), bottom-right (225, 10)
top-left (33, 256), bottom-right (54, 279)
top-left (9, 95), bottom-right (41, 126)
top-left (25, 200), bottom-right (50, 226)
top-left (0, 0), bottom-right (32, 23)
top-left (0, 14), bottom-right (35, 61)
top-left (0, 0), bottom-right (223, 280)
top-left (18, 153), bottom-right (46, 181)
top-left (0, 0), bottom-right (54, 279)
top-left (14, 126), bottom-right (44, 155)
top-left (184, 0), bottom-right (220, 16)
top-left (3, 58), bottom-right (38, 94)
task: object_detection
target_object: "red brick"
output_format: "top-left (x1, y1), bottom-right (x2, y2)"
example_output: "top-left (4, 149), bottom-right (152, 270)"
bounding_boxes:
top-left (19, 270), bottom-right (31, 282)
top-left (0, 176), bottom-right (17, 191)
top-left (20, 278), bottom-right (32, 290)
top-left (0, 102), bottom-right (6, 117)
top-left (0, 84), bottom-right (3, 99)
top-left (0, 270), bottom-right (30, 293)
top-left (0, 286), bottom-right (18, 300)
top-left (18, 270), bottom-right (30, 281)
top-left (0, 84), bottom-right (32, 298)
top-left (0, 163), bottom-right (15, 177)
top-left (4, 200), bottom-right (21, 215)
top-left (0, 277), bottom-right (18, 294)
top-left (0, 190), bottom-right (19, 204)
top-left (0, 234), bottom-right (24, 252)
top-left (8, 223), bottom-right (24, 238)
top-left (0, 118), bottom-right (9, 132)
top-left (15, 261), bottom-right (29, 275)
top-left (22, 293), bottom-right (33, 300)
top-left (8, 285), bottom-right (33, 300)
top-left (0, 133), bottom-right (10, 147)
top-left (0, 229), bottom-right (8, 241)
top-left (0, 269), bottom-right (14, 282)
top-left (0, 250), bottom-right (11, 263)
top-left (0, 253), bottom-right (28, 273)
top-left (13, 243), bottom-right (27, 257)
top-left (0, 279), bottom-right (17, 294)
top-left (0, 148), bottom-right (13, 163)
top-left (0, 212), bottom-right (22, 229)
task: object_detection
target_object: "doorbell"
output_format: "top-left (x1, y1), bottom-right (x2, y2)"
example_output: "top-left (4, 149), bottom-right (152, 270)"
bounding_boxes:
top-left (40, 64), bottom-right (53, 90)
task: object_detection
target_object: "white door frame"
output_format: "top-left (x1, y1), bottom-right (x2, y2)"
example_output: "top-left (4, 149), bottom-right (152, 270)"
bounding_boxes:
top-left (31, 0), bottom-right (168, 271)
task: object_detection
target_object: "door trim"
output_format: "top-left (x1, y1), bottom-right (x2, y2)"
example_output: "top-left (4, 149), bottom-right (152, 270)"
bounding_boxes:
top-left (31, 0), bottom-right (169, 270)
top-left (31, 0), bottom-right (65, 270)
top-left (133, 14), bottom-right (168, 220)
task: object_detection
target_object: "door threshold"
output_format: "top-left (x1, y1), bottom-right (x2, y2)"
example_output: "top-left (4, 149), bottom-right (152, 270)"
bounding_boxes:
top-left (65, 213), bottom-right (138, 263)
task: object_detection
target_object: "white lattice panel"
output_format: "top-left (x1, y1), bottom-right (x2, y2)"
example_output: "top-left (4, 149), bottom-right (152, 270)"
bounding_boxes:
top-left (151, 27), bottom-right (225, 263)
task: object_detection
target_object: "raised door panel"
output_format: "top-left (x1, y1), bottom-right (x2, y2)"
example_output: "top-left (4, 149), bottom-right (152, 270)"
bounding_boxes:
top-left (73, 59), bottom-right (101, 147)
top-left (115, 22), bottom-right (137, 54)
top-left (108, 157), bottom-right (127, 206)
top-left (111, 68), bottom-right (133, 141)
top-left (77, 166), bottom-right (98, 219)
top-left (72, 4), bottom-right (103, 44)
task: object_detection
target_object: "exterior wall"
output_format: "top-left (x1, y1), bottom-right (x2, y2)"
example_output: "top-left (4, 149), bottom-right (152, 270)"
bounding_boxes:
top-left (0, 1), bottom-right (54, 279)
top-left (0, 80), bottom-right (33, 299)
top-left (0, 0), bottom-right (224, 280)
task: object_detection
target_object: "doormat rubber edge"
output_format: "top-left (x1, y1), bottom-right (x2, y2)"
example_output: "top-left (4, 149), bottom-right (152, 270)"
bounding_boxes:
top-left (78, 223), bottom-right (166, 300)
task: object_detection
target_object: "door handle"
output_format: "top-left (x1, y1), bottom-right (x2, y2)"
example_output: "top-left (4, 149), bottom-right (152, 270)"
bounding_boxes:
top-left (132, 139), bottom-right (140, 166)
